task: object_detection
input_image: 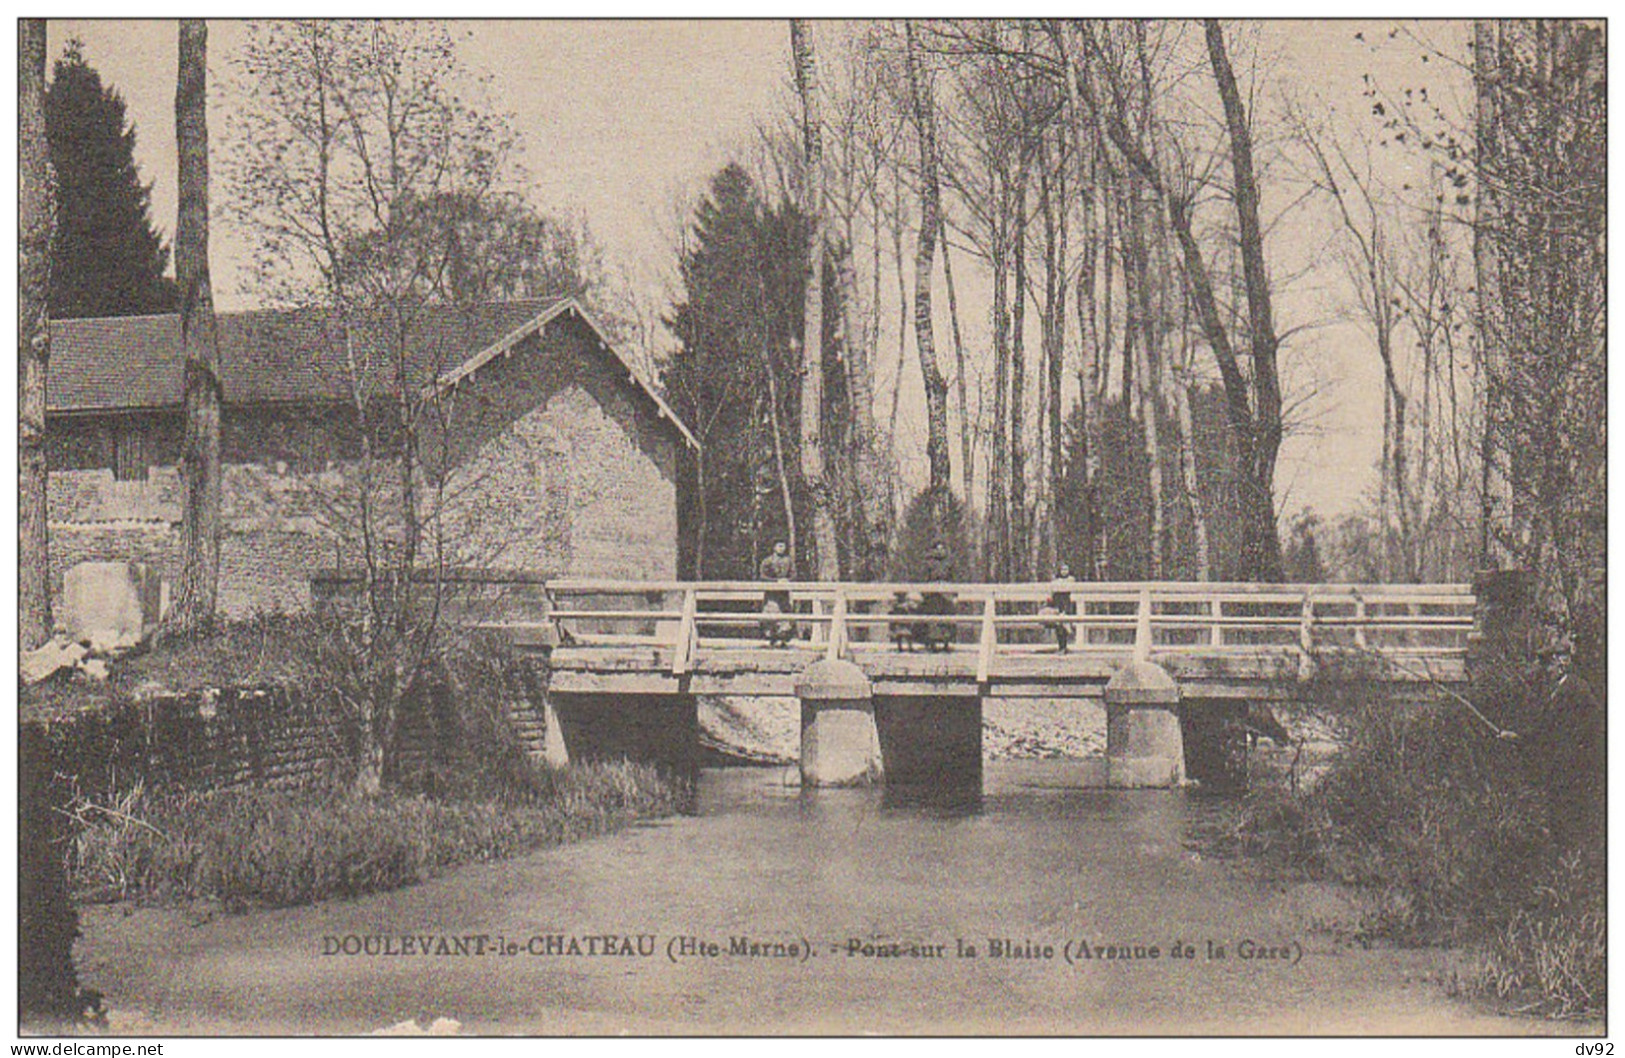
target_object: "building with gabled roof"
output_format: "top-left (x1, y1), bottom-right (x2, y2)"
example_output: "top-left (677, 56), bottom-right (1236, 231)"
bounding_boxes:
top-left (46, 297), bottom-right (694, 619)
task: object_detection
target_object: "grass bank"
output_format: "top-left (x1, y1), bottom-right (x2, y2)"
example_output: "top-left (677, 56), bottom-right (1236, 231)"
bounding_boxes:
top-left (68, 760), bottom-right (685, 912)
top-left (1201, 696), bottom-right (1604, 1021)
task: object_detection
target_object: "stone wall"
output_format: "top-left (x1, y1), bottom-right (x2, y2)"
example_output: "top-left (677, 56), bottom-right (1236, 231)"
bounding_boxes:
top-left (434, 316), bottom-right (679, 580)
top-left (27, 674), bottom-right (553, 798)
top-left (48, 463), bottom-right (355, 621)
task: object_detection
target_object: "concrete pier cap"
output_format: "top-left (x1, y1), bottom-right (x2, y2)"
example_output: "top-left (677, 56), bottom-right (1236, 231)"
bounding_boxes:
top-left (1104, 659), bottom-right (1185, 788)
top-left (795, 658), bottom-right (882, 787)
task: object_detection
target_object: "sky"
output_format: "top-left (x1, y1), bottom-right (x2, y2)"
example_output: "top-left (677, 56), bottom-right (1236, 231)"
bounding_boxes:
top-left (42, 18), bottom-right (1473, 528)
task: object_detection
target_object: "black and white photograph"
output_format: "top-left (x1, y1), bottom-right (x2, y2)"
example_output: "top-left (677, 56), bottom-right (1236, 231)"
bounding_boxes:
top-left (13, 17), bottom-right (1607, 1040)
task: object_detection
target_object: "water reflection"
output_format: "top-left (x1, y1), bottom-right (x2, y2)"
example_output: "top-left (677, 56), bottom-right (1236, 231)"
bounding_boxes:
top-left (879, 780), bottom-right (983, 816)
top-left (684, 758), bottom-right (1250, 871)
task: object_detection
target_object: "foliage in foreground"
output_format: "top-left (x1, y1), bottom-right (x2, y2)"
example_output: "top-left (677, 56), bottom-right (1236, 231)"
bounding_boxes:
top-left (1461, 851), bottom-right (1606, 1019)
top-left (1206, 693), bottom-right (1604, 1021)
top-left (68, 760), bottom-right (684, 912)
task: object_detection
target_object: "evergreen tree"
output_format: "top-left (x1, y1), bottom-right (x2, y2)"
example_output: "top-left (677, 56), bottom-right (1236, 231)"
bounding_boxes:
top-left (46, 41), bottom-right (176, 319)
top-left (664, 164), bottom-right (845, 579)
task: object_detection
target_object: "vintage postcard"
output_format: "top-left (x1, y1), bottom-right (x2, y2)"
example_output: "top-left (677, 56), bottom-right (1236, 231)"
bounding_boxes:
top-left (14, 17), bottom-right (1605, 1042)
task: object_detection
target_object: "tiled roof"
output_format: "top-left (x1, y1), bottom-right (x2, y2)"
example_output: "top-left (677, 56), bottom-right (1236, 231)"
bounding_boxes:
top-left (47, 299), bottom-right (565, 412)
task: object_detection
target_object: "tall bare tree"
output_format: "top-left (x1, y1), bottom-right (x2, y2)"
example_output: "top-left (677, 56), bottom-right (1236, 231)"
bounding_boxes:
top-left (1296, 115), bottom-right (1415, 580)
top-left (903, 20), bottom-right (953, 498)
top-left (790, 20), bottom-right (841, 580)
top-left (19, 19), bottom-right (54, 651)
top-left (173, 18), bottom-right (223, 632)
top-left (1037, 125), bottom-right (1069, 574)
top-left (233, 19), bottom-right (515, 793)
top-left (824, 38), bottom-right (892, 576)
top-left (1081, 19), bottom-right (1286, 580)
top-left (1050, 21), bottom-right (1106, 579)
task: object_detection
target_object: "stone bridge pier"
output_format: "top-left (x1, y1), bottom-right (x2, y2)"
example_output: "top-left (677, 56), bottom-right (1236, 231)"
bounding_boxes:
top-left (1103, 661), bottom-right (1184, 788)
top-left (793, 659), bottom-right (983, 793)
top-left (793, 658), bottom-right (1184, 792)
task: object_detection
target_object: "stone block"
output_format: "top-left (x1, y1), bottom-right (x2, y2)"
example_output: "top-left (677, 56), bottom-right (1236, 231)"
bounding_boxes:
top-left (61, 561), bottom-right (162, 649)
top-left (19, 639), bottom-right (89, 685)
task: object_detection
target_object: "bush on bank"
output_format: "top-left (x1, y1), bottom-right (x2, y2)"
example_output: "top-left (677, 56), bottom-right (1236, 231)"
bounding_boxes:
top-left (1211, 674), bottom-right (1604, 1021)
top-left (69, 759), bottom-right (683, 912)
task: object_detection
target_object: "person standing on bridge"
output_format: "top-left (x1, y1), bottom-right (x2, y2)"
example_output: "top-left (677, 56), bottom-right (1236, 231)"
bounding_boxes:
top-left (1041, 563), bottom-right (1077, 653)
top-left (759, 541), bottom-right (794, 647)
top-left (919, 540), bottom-right (956, 652)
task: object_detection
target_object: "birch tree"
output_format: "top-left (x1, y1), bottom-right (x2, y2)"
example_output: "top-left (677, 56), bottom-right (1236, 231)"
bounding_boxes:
top-left (790, 20), bottom-right (841, 579)
top-left (903, 20), bottom-right (953, 499)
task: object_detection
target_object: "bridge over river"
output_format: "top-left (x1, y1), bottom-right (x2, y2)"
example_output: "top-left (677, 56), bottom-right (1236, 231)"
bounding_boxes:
top-left (481, 579), bottom-right (1482, 790)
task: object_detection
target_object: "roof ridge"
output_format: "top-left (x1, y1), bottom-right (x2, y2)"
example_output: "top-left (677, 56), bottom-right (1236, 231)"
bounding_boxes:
top-left (50, 296), bottom-right (567, 328)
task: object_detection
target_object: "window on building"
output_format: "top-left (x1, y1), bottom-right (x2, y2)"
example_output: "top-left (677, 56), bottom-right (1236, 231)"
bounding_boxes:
top-left (113, 425), bottom-right (150, 482)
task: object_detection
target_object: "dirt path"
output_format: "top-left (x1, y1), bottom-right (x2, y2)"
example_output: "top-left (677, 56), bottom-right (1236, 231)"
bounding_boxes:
top-left (75, 764), bottom-right (1586, 1036)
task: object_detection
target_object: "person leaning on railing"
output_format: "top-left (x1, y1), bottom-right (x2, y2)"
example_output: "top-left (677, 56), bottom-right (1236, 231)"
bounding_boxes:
top-left (759, 541), bottom-right (794, 647)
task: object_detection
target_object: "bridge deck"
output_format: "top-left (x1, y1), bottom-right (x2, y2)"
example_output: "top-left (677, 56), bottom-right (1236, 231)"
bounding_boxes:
top-left (543, 644), bottom-right (1466, 700)
top-left (487, 580), bottom-right (1475, 703)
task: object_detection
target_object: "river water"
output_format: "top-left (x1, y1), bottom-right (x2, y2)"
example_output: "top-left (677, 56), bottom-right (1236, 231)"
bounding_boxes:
top-left (76, 760), bottom-right (1568, 1036)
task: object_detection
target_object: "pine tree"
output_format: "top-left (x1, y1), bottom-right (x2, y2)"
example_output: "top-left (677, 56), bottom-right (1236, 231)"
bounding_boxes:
top-left (46, 40), bottom-right (176, 319)
top-left (664, 164), bottom-right (846, 580)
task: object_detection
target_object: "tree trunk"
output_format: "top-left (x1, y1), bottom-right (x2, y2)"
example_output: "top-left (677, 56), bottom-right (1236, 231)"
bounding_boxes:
top-left (940, 214), bottom-right (973, 499)
top-left (1041, 132), bottom-right (1068, 577)
top-left (790, 20), bottom-right (839, 580)
top-left (886, 165), bottom-right (910, 519)
top-left (758, 335), bottom-right (798, 571)
top-left (1131, 28), bottom-right (1166, 580)
top-left (903, 21), bottom-right (952, 499)
top-left (1474, 19), bottom-right (1511, 569)
top-left (19, 19), bottom-right (54, 651)
top-left (173, 18), bottom-right (223, 634)
top-left (1055, 25), bottom-right (1105, 579)
top-left (1130, 184), bottom-right (1165, 579)
top-left (989, 188), bottom-right (1010, 579)
top-left (1092, 155), bottom-right (1116, 576)
top-left (1009, 154), bottom-right (1030, 580)
top-left (1204, 20), bottom-right (1285, 582)
top-left (834, 233), bottom-right (886, 578)
top-left (1172, 300), bottom-right (1211, 579)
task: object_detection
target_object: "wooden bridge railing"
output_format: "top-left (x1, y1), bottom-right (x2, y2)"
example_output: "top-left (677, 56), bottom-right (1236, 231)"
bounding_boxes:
top-left (488, 580), bottom-right (1477, 680)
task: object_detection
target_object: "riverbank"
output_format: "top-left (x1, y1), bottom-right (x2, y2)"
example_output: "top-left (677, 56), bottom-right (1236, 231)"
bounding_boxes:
top-left (68, 760), bottom-right (685, 913)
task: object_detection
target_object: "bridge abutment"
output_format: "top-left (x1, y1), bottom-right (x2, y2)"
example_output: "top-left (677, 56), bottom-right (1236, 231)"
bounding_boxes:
top-left (1179, 702), bottom-right (1248, 792)
top-left (547, 692), bottom-right (700, 776)
top-left (795, 660), bottom-right (883, 786)
top-left (1104, 661), bottom-right (1185, 788)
